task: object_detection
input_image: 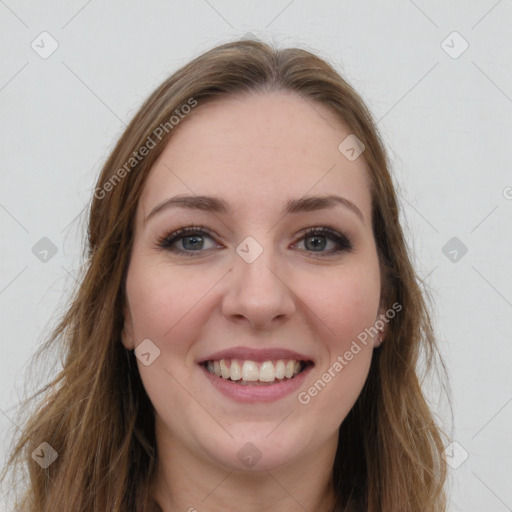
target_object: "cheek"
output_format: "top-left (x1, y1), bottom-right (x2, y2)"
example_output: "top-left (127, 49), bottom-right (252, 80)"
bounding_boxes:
top-left (302, 261), bottom-right (381, 345)
top-left (124, 257), bottom-right (209, 413)
top-left (125, 255), bottom-right (212, 347)
top-left (294, 262), bottom-right (380, 419)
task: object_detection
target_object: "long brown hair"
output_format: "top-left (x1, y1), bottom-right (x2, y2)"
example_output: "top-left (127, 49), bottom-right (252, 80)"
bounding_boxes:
top-left (1, 39), bottom-right (451, 511)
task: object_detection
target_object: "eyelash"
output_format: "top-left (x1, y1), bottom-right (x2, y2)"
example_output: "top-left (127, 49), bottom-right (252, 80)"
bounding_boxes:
top-left (155, 225), bottom-right (353, 258)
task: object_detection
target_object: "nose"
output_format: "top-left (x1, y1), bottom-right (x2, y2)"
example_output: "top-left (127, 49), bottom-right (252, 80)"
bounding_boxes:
top-left (221, 241), bottom-right (296, 331)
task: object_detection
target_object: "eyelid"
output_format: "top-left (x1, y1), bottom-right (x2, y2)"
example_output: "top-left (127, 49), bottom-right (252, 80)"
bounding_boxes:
top-left (154, 225), bottom-right (220, 255)
top-left (292, 226), bottom-right (353, 253)
top-left (155, 224), bottom-right (353, 256)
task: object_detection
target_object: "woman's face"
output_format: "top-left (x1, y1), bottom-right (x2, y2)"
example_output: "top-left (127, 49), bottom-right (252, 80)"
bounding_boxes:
top-left (122, 91), bottom-right (383, 472)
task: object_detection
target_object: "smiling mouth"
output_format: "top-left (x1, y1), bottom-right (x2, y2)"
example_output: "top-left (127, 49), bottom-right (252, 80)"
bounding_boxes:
top-left (200, 358), bottom-right (314, 386)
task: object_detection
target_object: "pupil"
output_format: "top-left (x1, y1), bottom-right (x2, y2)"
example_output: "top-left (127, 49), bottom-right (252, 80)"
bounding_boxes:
top-left (183, 235), bottom-right (203, 250)
top-left (306, 236), bottom-right (325, 251)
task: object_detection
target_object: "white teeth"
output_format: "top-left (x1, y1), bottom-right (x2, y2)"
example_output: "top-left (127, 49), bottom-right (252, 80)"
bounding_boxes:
top-left (284, 360), bottom-right (295, 378)
top-left (241, 361), bottom-right (259, 381)
top-left (275, 360), bottom-right (285, 379)
top-left (259, 361), bottom-right (275, 382)
top-left (219, 359), bottom-right (230, 379)
top-left (204, 358), bottom-right (306, 383)
top-left (230, 360), bottom-right (242, 381)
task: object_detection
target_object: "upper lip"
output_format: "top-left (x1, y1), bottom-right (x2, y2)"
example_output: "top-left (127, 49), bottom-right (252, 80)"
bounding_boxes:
top-left (196, 346), bottom-right (314, 364)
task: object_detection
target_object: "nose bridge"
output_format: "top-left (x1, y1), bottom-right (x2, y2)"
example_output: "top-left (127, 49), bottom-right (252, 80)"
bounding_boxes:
top-left (235, 233), bottom-right (285, 294)
top-left (237, 235), bottom-right (280, 289)
top-left (221, 233), bottom-right (296, 327)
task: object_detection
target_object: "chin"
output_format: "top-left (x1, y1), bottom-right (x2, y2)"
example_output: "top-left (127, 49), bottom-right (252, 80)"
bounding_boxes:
top-left (201, 427), bottom-right (309, 472)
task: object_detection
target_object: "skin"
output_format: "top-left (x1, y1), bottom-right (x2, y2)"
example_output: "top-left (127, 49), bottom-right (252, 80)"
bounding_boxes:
top-left (122, 91), bottom-right (385, 512)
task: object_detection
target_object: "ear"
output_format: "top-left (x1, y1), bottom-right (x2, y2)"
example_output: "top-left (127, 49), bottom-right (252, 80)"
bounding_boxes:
top-left (374, 307), bottom-right (388, 348)
top-left (374, 328), bottom-right (385, 348)
top-left (121, 301), bottom-right (135, 350)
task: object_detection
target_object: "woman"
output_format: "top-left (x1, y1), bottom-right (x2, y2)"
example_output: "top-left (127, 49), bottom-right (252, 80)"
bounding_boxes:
top-left (1, 39), bottom-right (450, 511)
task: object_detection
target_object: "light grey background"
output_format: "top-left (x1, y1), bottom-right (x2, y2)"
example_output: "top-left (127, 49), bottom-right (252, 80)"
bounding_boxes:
top-left (1, 1), bottom-right (511, 510)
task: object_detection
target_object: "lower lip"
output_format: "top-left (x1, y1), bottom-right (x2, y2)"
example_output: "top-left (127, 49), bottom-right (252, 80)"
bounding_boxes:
top-left (200, 364), bottom-right (313, 403)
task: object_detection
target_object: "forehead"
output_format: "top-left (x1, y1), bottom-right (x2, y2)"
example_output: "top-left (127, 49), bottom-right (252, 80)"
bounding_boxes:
top-left (139, 91), bottom-right (372, 224)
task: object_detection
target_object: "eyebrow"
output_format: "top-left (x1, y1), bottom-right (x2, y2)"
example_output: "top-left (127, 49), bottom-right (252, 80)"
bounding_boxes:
top-left (145, 193), bottom-right (364, 223)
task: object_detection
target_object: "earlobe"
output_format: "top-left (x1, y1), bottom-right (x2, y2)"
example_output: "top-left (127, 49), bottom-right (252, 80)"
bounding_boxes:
top-left (121, 303), bottom-right (135, 350)
top-left (121, 328), bottom-right (134, 350)
top-left (374, 307), bottom-right (388, 348)
top-left (375, 326), bottom-right (385, 347)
